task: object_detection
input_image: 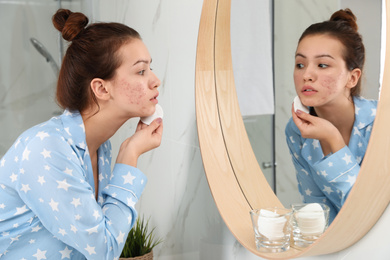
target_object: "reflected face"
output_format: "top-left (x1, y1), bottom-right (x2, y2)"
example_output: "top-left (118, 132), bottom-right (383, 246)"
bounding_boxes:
top-left (294, 34), bottom-right (353, 108)
top-left (108, 39), bottom-right (161, 118)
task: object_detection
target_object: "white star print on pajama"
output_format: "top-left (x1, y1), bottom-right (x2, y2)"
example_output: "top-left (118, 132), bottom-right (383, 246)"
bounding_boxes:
top-left (0, 110), bottom-right (147, 259)
top-left (285, 96), bottom-right (377, 223)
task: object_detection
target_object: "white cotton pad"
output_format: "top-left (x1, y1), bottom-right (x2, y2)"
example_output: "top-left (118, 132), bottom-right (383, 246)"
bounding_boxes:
top-left (258, 209), bottom-right (287, 240)
top-left (140, 104), bottom-right (163, 125)
top-left (296, 203), bottom-right (325, 235)
top-left (293, 96), bottom-right (310, 113)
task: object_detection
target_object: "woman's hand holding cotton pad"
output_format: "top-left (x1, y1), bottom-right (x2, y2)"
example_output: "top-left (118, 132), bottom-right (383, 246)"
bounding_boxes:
top-left (141, 104), bottom-right (163, 125)
top-left (293, 96), bottom-right (310, 113)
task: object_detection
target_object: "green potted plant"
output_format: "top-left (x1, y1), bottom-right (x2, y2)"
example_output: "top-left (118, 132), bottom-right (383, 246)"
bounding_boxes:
top-left (120, 215), bottom-right (163, 260)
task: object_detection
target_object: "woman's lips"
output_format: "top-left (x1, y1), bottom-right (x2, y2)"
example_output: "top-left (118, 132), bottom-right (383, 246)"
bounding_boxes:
top-left (302, 86), bottom-right (317, 96)
top-left (150, 94), bottom-right (159, 104)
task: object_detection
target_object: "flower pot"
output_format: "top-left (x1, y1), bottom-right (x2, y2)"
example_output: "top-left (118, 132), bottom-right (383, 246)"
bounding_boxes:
top-left (120, 250), bottom-right (153, 260)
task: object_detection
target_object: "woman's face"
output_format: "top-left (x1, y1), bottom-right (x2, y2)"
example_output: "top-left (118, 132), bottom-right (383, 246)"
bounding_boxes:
top-left (108, 39), bottom-right (161, 118)
top-left (294, 34), bottom-right (354, 108)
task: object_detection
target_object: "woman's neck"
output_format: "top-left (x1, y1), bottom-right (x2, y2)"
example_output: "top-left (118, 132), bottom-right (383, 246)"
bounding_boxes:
top-left (315, 97), bottom-right (355, 140)
top-left (81, 106), bottom-right (127, 154)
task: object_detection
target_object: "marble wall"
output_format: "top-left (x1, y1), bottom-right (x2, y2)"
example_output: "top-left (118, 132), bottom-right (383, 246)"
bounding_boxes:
top-left (0, 0), bottom-right (93, 157)
top-left (1, 0), bottom-right (390, 259)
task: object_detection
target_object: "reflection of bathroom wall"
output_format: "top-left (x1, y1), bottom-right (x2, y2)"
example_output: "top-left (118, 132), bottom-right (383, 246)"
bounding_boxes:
top-left (341, 0), bottom-right (382, 99)
top-left (243, 115), bottom-right (274, 187)
top-left (231, 0), bottom-right (274, 117)
top-left (0, 0), bottom-right (87, 157)
top-left (230, 0), bottom-right (275, 188)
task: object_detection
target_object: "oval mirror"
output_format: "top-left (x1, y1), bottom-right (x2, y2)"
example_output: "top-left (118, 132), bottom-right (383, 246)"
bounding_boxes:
top-left (195, 0), bottom-right (390, 258)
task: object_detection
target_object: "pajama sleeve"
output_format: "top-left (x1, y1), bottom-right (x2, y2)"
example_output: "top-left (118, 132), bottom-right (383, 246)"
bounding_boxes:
top-left (310, 146), bottom-right (359, 211)
top-left (16, 133), bottom-right (146, 259)
top-left (285, 122), bottom-right (338, 222)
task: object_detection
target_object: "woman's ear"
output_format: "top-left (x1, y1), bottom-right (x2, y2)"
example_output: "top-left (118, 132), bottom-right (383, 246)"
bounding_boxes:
top-left (347, 68), bottom-right (362, 89)
top-left (90, 78), bottom-right (110, 101)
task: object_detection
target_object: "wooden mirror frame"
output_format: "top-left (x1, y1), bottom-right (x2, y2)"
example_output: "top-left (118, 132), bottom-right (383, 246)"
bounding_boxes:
top-left (195, 0), bottom-right (390, 258)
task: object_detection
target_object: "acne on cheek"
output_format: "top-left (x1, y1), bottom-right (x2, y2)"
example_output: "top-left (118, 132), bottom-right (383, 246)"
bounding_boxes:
top-left (118, 80), bottom-right (146, 105)
top-left (321, 77), bottom-right (337, 94)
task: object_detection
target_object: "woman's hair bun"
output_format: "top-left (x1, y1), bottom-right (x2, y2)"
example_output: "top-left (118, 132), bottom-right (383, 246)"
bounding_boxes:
top-left (52, 9), bottom-right (89, 41)
top-left (330, 8), bottom-right (358, 32)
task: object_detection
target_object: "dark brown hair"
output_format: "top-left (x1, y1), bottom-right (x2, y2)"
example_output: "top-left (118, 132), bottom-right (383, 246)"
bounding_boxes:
top-left (298, 8), bottom-right (365, 97)
top-left (52, 9), bottom-right (141, 112)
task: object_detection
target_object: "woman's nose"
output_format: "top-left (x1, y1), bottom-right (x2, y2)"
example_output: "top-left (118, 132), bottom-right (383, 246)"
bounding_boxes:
top-left (151, 71), bottom-right (161, 88)
top-left (303, 68), bottom-right (314, 82)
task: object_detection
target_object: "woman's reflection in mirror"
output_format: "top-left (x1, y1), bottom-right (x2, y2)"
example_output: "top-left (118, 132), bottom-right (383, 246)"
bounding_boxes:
top-left (285, 8), bottom-right (377, 223)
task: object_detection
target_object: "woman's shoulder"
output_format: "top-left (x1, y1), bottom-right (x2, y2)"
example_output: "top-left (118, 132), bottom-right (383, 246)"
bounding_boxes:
top-left (13, 116), bottom-right (64, 147)
top-left (353, 96), bottom-right (377, 123)
top-left (22, 116), bottom-right (64, 138)
top-left (354, 96), bottom-right (378, 109)
top-left (0, 116), bottom-right (67, 162)
top-left (8, 110), bottom-right (85, 156)
top-left (285, 116), bottom-right (300, 136)
top-left (350, 96), bottom-right (377, 133)
top-left (24, 110), bottom-right (83, 139)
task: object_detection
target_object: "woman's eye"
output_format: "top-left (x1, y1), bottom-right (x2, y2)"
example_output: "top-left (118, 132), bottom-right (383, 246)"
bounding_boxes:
top-left (138, 70), bottom-right (145, 75)
top-left (319, 64), bottom-right (328, 68)
top-left (296, 63), bottom-right (304, 69)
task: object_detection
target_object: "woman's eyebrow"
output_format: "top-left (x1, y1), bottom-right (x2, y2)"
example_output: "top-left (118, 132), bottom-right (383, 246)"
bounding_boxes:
top-left (295, 53), bottom-right (334, 60)
top-left (133, 59), bottom-right (152, 66)
top-left (315, 54), bottom-right (334, 59)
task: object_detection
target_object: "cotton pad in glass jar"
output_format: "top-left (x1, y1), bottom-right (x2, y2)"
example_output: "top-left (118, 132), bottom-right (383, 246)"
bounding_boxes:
top-left (141, 104), bottom-right (163, 125)
top-left (293, 96), bottom-right (309, 113)
top-left (258, 209), bottom-right (287, 240)
top-left (295, 203), bottom-right (326, 235)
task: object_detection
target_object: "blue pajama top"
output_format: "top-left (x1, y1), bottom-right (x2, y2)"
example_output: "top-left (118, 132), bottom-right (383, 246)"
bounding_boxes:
top-left (285, 96), bottom-right (377, 223)
top-left (0, 110), bottom-right (147, 259)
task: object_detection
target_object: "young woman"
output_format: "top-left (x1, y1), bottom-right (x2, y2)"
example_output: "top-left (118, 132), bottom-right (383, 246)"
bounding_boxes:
top-left (0, 9), bottom-right (163, 259)
top-left (285, 9), bottom-right (377, 223)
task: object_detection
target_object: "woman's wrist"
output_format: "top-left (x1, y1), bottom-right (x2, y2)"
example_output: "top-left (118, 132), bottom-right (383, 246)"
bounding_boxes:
top-left (116, 150), bottom-right (139, 167)
top-left (327, 132), bottom-right (345, 154)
